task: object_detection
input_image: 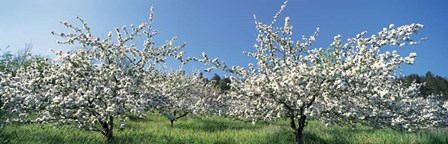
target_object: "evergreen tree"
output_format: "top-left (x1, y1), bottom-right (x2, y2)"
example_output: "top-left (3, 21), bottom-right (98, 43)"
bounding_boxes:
top-left (401, 72), bottom-right (448, 99)
top-left (218, 77), bottom-right (231, 91)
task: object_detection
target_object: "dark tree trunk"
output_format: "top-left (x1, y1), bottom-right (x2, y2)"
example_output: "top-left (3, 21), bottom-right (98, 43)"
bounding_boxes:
top-left (288, 105), bottom-right (307, 144)
top-left (295, 132), bottom-right (303, 144)
top-left (294, 115), bottom-right (306, 144)
top-left (100, 116), bottom-right (114, 142)
top-left (282, 93), bottom-right (316, 144)
top-left (169, 112), bottom-right (189, 127)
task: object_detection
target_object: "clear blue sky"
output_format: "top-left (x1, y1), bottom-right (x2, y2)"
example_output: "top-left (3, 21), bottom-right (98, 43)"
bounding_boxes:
top-left (1, 0), bottom-right (447, 77)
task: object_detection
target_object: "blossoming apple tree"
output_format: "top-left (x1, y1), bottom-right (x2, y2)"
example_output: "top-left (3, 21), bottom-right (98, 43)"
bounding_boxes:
top-left (0, 7), bottom-right (186, 141)
top-left (198, 1), bottom-right (427, 143)
top-left (151, 70), bottom-right (226, 127)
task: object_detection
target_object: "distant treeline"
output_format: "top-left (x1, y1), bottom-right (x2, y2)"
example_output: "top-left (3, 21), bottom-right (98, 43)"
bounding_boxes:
top-left (401, 72), bottom-right (448, 99)
top-left (210, 71), bottom-right (448, 99)
top-left (199, 73), bottom-right (231, 92)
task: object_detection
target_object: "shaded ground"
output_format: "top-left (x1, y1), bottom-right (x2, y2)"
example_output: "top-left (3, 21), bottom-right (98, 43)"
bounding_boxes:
top-left (1, 114), bottom-right (447, 144)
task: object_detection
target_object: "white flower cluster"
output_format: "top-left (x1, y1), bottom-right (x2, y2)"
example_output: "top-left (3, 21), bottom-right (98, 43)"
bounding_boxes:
top-left (0, 7), bottom-right (187, 140)
top-left (0, 2), bottom-right (442, 143)
top-left (195, 0), bottom-right (433, 142)
top-left (151, 70), bottom-right (227, 125)
top-left (230, 20), bottom-right (426, 127)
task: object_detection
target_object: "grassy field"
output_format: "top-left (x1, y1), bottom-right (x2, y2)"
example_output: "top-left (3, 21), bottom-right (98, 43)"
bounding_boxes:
top-left (1, 114), bottom-right (447, 144)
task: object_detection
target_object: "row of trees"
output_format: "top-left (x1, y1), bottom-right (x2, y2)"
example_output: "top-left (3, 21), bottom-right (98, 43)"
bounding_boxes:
top-left (0, 44), bottom-right (39, 143)
top-left (0, 7), bottom-right (231, 141)
top-left (153, 70), bottom-right (227, 127)
top-left (401, 72), bottom-right (448, 98)
top-left (0, 44), bottom-right (37, 108)
top-left (0, 43), bottom-right (34, 76)
top-left (1, 1), bottom-right (447, 144)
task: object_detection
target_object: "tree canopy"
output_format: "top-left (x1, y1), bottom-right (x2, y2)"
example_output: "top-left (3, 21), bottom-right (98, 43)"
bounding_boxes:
top-left (401, 71), bottom-right (448, 99)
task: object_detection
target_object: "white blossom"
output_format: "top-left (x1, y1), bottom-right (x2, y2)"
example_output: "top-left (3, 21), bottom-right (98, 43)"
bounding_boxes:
top-left (191, 1), bottom-right (427, 143)
top-left (0, 6), bottom-right (186, 141)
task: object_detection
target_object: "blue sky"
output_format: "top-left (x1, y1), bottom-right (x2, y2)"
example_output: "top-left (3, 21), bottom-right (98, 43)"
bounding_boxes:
top-left (1, 0), bottom-right (447, 77)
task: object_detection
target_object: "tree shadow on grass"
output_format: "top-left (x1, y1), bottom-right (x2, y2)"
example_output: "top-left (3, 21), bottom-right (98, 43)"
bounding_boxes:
top-left (258, 127), bottom-right (294, 144)
top-left (6, 125), bottom-right (103, 144)
top-left (126, 114), bottom-right (149, 122)
top-left (259, 128), bottom-right (343, 144)
top-left (418, 130), bottom-right (448, 144)
top-left (324, 128), bottom-right (357, 144)
top-left (322, 126), bottom-right (448, 144)
top-left (261, 122), bottom-right (375, 144)
top-left (303, 132), bottom-right (336, 144)
top-left (112, 131), bottom-right (238, 144)
top-left (174, 118), bottom-right (263, 132)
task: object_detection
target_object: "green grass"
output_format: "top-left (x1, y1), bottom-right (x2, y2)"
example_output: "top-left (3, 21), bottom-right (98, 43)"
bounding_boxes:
top-left (1, 114), bottom-right (447, 144)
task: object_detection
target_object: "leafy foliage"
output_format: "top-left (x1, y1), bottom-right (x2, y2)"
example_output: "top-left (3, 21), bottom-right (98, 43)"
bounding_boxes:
top-left (218, 77), bottom-right (231, 91)
top-left (0, 44), bottom-right (38, 113)
top-left (401, 72), bottom-right (448, 99)
top-left (0, 44), bottom-right (36, 76)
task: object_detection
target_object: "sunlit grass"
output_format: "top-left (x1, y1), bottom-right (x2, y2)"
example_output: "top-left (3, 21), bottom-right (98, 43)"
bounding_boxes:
top-left (1, 114), bottom-right (447, 144)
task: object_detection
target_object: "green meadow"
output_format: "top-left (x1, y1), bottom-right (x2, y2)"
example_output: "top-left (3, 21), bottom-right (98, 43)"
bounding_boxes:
top-left (1, 114), bottom-right (447, 144)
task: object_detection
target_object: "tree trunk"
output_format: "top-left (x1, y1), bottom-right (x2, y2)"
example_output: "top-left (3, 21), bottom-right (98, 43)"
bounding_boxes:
top-left (288, 105), bottom-right (307, 144)
top-left (295, 115), bottom-right (306, 144)
top-left (295, 131), bottom-right (303, 144)
top-left (101, 116), bottom-right (114, 142)
top-left (170, 112), bottom-right (189, 127)
top-left (283, 95), bottom-right (315, 144)
top-left (105, 128), bottom-right (113, 142)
